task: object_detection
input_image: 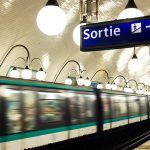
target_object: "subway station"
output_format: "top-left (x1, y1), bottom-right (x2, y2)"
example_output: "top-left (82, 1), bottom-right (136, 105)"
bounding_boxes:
top-left (1, 0), bottom-right (150, 150)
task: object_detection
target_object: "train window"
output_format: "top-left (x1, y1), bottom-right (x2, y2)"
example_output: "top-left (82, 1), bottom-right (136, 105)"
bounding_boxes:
top-left (23, 91), bottom-right (36, 131)
top-left (111, 95), bottom-right (127, 119)
top-left (128, 96), bottom-right (140, 117)
top-left (77, 94), bottom-right (96, 122)
top-left (68, 93), bottom-right (96, 124)
top-left (4, 89), bottom-right (22, 134)
top-left (77, 95), bottom-right (86, 120)
top-left (101, 94), bottom-right (110, 120)
top-left (84, 95), bottom-right (96, 118)
top-left (68, 94), bottom-right (78, 124)
top-left (38, 92), bottom-right (66, 123)
top-left (140, 97), bottom-right (147, 115)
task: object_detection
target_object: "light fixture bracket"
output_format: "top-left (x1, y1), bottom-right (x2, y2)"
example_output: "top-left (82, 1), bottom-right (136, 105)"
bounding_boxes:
top-left (25, 66), bottom-right (29, 69)
top-left (132, 53), bottom-right (138, 59)
top-left (80, 15), bottom-right (87, 24)
top-left (125, 0), bottom-right (138, 9)
top-left (46, 0), bottom-right (59, 6)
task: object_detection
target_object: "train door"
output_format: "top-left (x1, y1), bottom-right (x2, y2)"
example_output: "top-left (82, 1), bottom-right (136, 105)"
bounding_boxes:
top-left (65, 92), bottom-right (79, 139)
top-left (21, 90), bottom-right (37, 149)
top-left (127, 95), bottom-right (140, 124)
top-left (67, 91), bottom-right (96, 138)
top-left (37, 91), bottom-right (68, 144)
top-left (148, 96), bottom-right (150, 119)
top-left (0, 86), bottom-right (23, 150)
top-left (110, 94), bottom-right (128, 128)
top-left (101, 93), bottom-right (111, 131)
top-left (77, 93), bottom-right (96, 136)
top-left (139, 96), bottom-right (148, 121)
top-left (0, 87), bottom-right (5, 150)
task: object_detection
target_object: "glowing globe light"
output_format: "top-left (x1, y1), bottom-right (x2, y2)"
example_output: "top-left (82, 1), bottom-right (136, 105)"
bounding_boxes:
top-left (117, 0), bottom-right (144, 20)
top-left (117, 8), bottom-right (144, 19)
top-left (73, 23), bottom-right (86, 46)
top-left (77, 76), bottom-right (84, 86)
top-left (111, 83), bottom-right (117, 90)
top-left (9, 67), bottom-right (20, 78)
top-left (97, 83), bottom-right (103, 89)
top-left (124, 87), bottom-right (129, 92)
top-left (21, 66), bottom-right (32, 79)
top-left (84, 77), bottom-right (91, 87)
top-left (37, 5), bottom-right (67, 36)
top-left (128, 57), bottom-right (142, 72)
top-left (106, 82), bottom-right (112, 89)
top-left (36, 68), bottom-right (46, 80)
top-left (65, 77), bottom-right (72, 85)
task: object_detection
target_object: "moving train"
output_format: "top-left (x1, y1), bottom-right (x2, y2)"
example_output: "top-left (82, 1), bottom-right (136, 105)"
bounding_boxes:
top-left (0, 77), bottom-right (149, 150)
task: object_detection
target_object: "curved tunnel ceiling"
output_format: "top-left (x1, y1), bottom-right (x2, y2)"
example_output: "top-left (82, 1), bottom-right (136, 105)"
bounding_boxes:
top-left (0, 0), bottom-right (150, 86)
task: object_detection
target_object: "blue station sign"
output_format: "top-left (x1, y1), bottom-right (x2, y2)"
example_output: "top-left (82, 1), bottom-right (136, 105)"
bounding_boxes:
top-left (81, 16), bottom-right (150, 51)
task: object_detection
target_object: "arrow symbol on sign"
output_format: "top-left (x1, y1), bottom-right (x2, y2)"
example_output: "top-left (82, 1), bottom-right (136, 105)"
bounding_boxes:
top-left (146, 25), bottom-right (150, 28)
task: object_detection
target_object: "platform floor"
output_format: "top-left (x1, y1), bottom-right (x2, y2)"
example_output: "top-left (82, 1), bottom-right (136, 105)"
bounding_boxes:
top-left (134, 141), bottom-right (150, 150)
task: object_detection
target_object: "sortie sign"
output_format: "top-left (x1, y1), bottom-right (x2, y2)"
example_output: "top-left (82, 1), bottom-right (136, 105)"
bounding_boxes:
top-left (80, 16), bottom-right (150, 52)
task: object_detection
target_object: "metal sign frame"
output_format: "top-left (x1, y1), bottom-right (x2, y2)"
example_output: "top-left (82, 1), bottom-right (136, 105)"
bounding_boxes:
top-left (81, 15), bottom-right (150, 52)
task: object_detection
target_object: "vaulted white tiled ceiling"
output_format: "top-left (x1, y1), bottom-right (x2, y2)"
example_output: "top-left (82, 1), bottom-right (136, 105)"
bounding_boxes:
top-left (0, 0), bottom-right (150, 86)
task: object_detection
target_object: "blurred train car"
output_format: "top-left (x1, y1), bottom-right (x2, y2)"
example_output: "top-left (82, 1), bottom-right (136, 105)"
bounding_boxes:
top-left (0, 77), bottom-right (149, 150)
top-left (101, 91), bottom-right (149, 131)
top-left (0, 77), bottom-right (97, 150)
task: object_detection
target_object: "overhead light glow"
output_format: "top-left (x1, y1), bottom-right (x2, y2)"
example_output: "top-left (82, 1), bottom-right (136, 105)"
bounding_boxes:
top-left (9, 67), bottom-right (20, 78)
top-left (117, 8), bottom-right (144, 19)
top-left (37, 5), bottom-right (67, 36)
top-left (21, 66), bottom-right (32, 79)
top-left (65, 76), bottom-right (72, 85)
top-left (84, 77), bottom-right (91, 87)
top-left (36, 68), bottom-right (46, 80)
top-left (77, 76), bottom-right (84, 86)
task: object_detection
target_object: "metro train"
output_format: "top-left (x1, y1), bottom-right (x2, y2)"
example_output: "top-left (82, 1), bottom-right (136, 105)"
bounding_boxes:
top-left (0, 77), bottom-right (149, 150)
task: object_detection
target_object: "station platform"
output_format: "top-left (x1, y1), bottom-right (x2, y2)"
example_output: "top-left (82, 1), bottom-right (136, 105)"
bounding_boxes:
top-left (134, 141), bottom-right (150, 150)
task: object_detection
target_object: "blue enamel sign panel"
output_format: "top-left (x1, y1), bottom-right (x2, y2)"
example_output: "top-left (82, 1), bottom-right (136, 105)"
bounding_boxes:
top-left (81, 16), bottom-right (150, 51)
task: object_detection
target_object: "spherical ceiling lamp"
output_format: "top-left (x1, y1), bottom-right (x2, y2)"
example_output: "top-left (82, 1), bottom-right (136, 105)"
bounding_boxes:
top-left (97, 83), bottom-right (103, 89)
top-left (36, 68), bottom-right (46, 80)
top-left (124, 86), bottom-right (129, 92)
top-left (106, 82), bottom-right (112, 90)
top-left (128, 53), bottom-right (142, 72)
top-left (36, 0), bottom-right (67, 36)
top-left (21, 66), bottom-right (32, 79)
top-left (117, 0), bottom-right (144, 19)
top-left (84, 77), bottom-right (91, 87)
top-left (65, 76), bottom-right (72, 85)
top-left (73, 16), bottom-right (87, 46)
top-left (9, 67), bottom-right (20, 78)
top-left (111, 83), bottom-right (117, 90)
top-left (77, 76), bottom-right (84, 86)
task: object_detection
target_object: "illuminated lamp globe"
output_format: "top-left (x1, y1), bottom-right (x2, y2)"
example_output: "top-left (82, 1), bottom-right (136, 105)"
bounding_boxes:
top-left (65, 76), bottom-right (72, 85)
top-left (128, 87), bottom-right (133, 93)
top-left (36, 68), bottom-right (46, 80)
top-left (111, 83), bottom-right (117, 90)
top-left (128, 56), bottom-right (142, 72)
top-left (117, 0), bottom-right (144, 19)
top-left (97, 83), bottom-right (103, 89)
top-left (117, 8), bottom-right (144, 19)
top-left (9, 67), bottom-right (20, 78)
top-left (84, 77), bottom-right (91, 87)
top-left (106, 82), bottom-right (112, 89)
top-left (73, 23), bottom-right (86, 46)
top-left (124, 86), bottom-right (129, 92)
top-left (77, 76), bottom-right (84, 86)
top-left (73, 16), bottom-right (87, 46)
top-left (136, 89), bottom-right (141, 94)
top-left (36, 5), bottom-right (67, 36)
top-left (21, 66), bottom-right (32, 79)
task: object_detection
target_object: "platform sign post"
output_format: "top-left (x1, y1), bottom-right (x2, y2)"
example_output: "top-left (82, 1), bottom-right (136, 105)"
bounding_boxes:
top-left (80, 16), bottom-right (150, 52)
